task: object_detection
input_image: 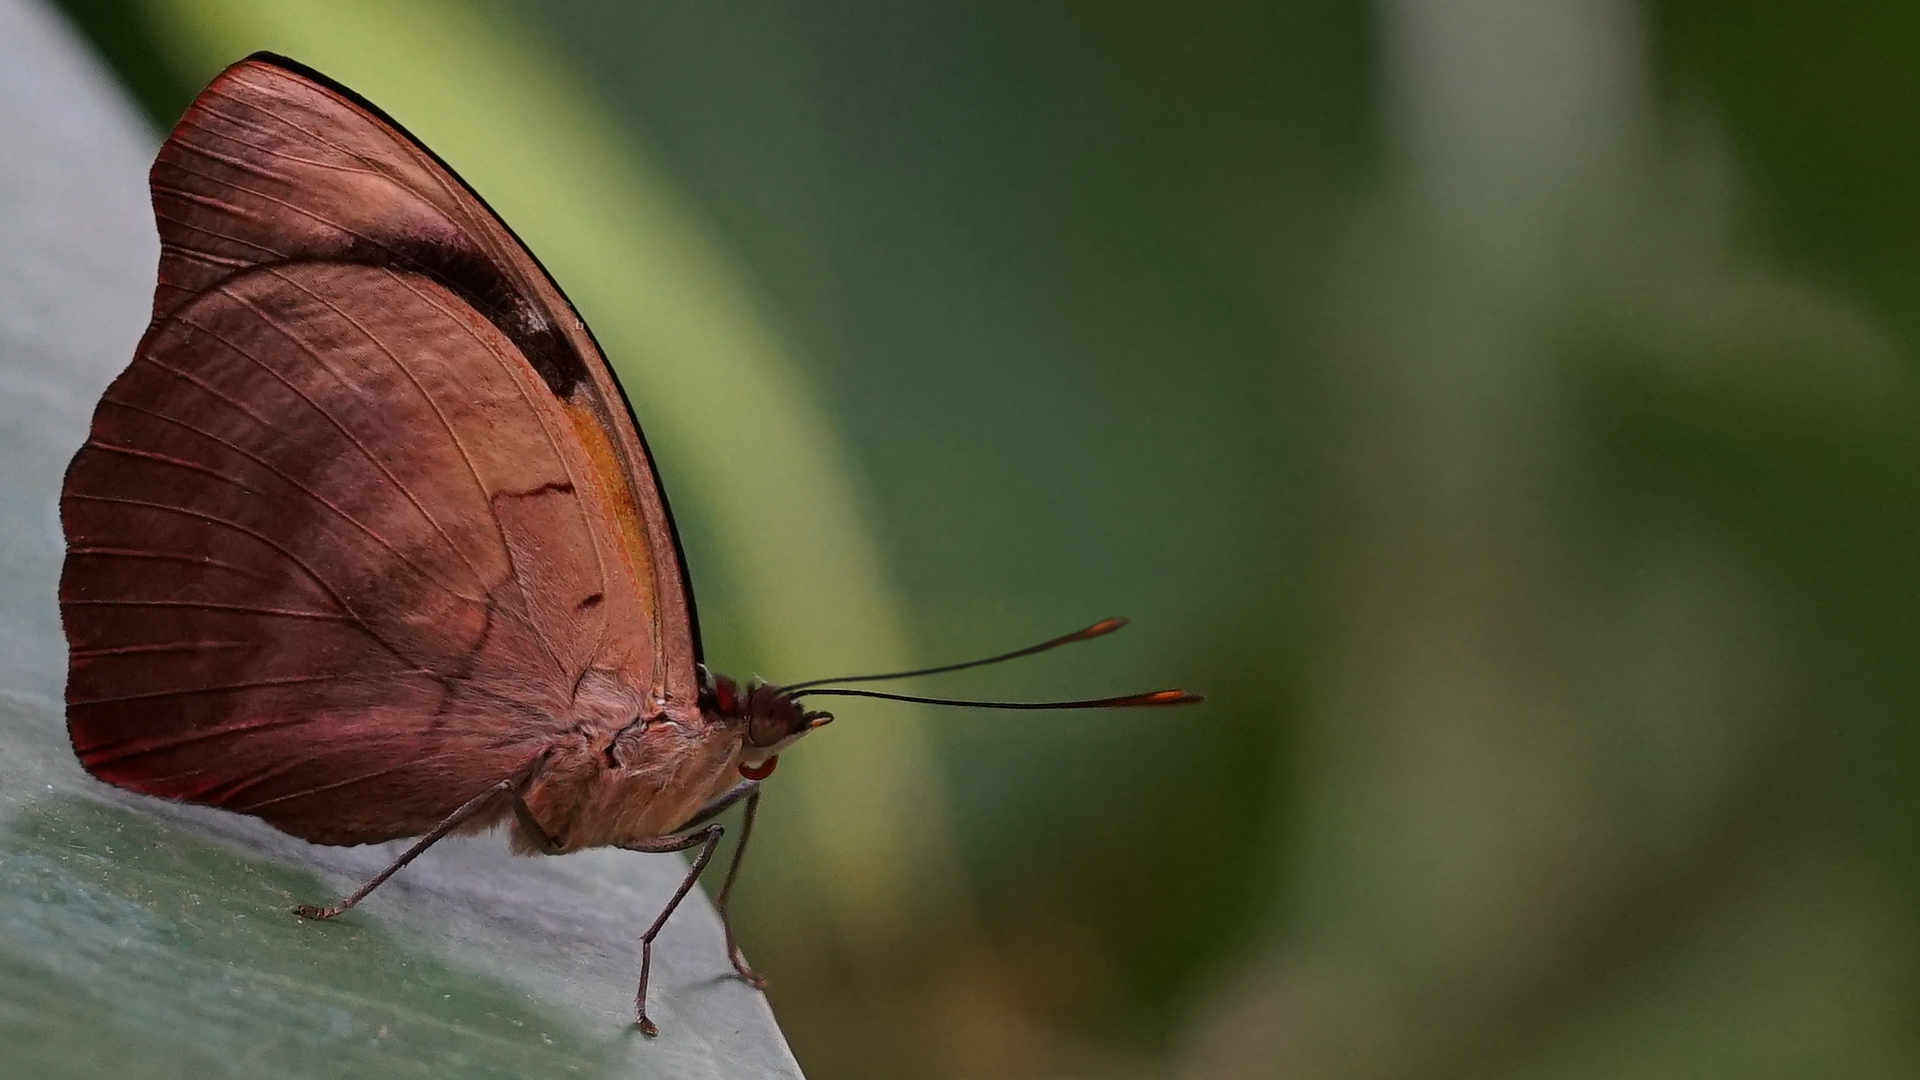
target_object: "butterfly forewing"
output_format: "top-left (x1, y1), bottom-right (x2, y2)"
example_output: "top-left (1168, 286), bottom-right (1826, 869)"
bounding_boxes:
top-left (149, 53), bottom-right (696, 701)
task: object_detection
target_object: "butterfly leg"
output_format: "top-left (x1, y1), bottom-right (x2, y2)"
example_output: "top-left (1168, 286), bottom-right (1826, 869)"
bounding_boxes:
top-left (617, 825), bottom-right (727, 1037)
top-left (661, 781), bottom-right (765, 986)
top-left (670, 778), bottom-right (758, 832)
top-left (511, 795), bottom-right (565, 855)
top-left (713, 787), bottom-right (766, 988)
top-left (662, 781), bottom-right (766, 986)
top-left (292, 772), bottom-right (524, 920)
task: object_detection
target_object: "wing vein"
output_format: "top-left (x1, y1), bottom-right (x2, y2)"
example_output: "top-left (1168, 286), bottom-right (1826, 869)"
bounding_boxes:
top-left (64, 493), bottom-right (414, 665)
top-left (79, 713), bottom-right (321, 760)
top-left (97, 390), bottom-right (475, 607)
top-left (182, 300), bottom-right (489, 604)
top-left (152, 179), bottom-right (267, 222)
top-left (83, 439), bottom-right (260, 491)
top-left (258, 267), bottom-right (500, 593)
top-left (62, 599), bottom-right (355, 621)
top-left (153, 210), bottom-right (284, 258)
top-left (180, 101), bottom-right (388, 178)
top-left (160, 244), bottom-right (254, 271)
top-left (70, 641), bottom-right (251, 659)
top-left (392, 271), bottom-right (602, 684)
top-left (126, 354), bottom-right (277, 428)
top-left (240, 755), bottom-right (478, 810)
top-left (68, 546), bottom-right (304, 588)
top-left (73, 670), bottom-right (430, 708)
top-left (164, 153), bottom-right (403, 262)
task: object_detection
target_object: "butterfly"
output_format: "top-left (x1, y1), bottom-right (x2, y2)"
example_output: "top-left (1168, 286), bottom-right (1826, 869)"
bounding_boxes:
top-left (58, 53), bottom-right (1198, 1037)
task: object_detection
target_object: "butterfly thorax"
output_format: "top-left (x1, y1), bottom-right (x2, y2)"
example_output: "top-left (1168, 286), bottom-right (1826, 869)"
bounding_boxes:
top-left (507, 667), bottom-right (830, 854)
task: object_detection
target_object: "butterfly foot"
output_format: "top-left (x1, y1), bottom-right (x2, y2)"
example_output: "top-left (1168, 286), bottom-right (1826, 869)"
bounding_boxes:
top-left (634, 1014), bottom-right (660, 1039)
top-left (293, 902), bottom-right (343, 920)
top-left (730, 949), bottom-right (768, 990)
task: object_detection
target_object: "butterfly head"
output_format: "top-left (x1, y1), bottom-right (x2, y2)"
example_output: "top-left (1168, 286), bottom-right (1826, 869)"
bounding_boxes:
top-left (700, 667), bottom-right (834, 780)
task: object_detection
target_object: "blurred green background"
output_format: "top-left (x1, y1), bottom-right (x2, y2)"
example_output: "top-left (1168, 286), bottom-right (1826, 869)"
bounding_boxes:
top-left (44, 0), bottom-right (1920, 1076)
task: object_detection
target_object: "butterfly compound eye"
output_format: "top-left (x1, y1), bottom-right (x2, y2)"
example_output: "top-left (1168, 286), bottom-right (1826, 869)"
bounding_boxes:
top-left (745, 685), bottom-right (808, 748)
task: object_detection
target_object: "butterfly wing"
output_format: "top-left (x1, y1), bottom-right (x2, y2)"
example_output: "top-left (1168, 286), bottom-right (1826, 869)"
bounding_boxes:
top-left (60, 56), bottom-right (700, 844)
top-left (151, 53), bottom-right (700, 689)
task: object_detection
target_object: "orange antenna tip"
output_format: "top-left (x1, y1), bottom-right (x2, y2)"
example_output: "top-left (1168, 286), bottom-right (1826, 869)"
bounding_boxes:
top-left (1070, 616), bottom-right (1130, 641)
top-left (1135, 688), bottom-right (1203, 706)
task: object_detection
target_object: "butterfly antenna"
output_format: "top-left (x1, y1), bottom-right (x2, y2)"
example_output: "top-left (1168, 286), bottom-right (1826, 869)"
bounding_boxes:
top-left (779, 617), bottom-right (1132, 693)
top-left (787, 687), bottom-right (1203, 710)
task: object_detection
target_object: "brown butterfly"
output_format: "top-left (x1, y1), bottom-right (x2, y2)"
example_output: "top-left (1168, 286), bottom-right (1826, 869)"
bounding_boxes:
top-left (58, 53), bottom-right (1199, 1037)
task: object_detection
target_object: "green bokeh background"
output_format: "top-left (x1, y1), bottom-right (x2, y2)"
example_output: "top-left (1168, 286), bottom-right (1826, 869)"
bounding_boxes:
top-left (41, 0), bottom-right (1920, 1076)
